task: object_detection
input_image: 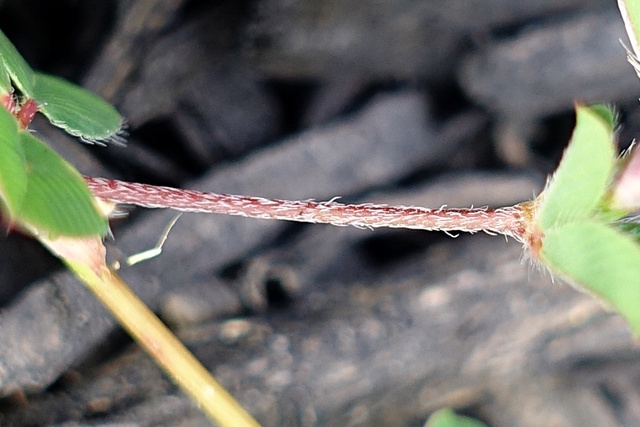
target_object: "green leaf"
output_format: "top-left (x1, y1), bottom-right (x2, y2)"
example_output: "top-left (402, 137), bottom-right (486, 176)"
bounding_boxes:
top-left (536, 105), bottom-right (616, 231)
top-left (0, 29), bottom-right (35, 96)
top-left (0, 107), bottom-right (26, 219)
top-left (32, 72), bottom-right (124, 143)
top-left (18, 131), bottom-right (108, 237)
top-left (540, 221), bottom-right (640, 335)
top-left (426, 409), bottom-right (488, 427)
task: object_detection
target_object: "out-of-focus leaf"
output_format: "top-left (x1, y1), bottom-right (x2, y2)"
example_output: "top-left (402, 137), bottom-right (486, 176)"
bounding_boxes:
top-left (536, 105), bottom-right (616, 231)
top-left (540, 221), bottom-right (640, 335)
top-left (0, 107), bottom-right (26, 219)
top-left (17, 131), bottom-right (108, 237)
top-left (0, 29), bottom-right (34, 96)
top-left (32, 72), bottom-right (123, 144)
top-left (426, 408), bottom-right (488, 427)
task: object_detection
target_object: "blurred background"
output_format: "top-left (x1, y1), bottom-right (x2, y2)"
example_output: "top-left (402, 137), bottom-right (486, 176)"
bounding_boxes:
top-left (1, 0), bottom-right (640, 426)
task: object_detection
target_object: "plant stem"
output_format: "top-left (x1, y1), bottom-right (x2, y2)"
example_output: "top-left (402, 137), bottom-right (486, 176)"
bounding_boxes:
top-left (59, 257), bottom-right (261, 427)
top-left (85, 176), bottom-right (529, 241)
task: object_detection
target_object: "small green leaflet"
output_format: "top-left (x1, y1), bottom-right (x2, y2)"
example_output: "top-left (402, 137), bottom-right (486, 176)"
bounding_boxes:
top-left (0, 107), bottom-right (26, 219)
top-left (0, 28), bottom-right (117, 238)
top-left (540, 222), bottom-right (640, 335)
top-left (426, 409), bottom-right (488, 427)
top-left (534, 103), bottom-right (640, 335)
top-left (32, 73), bottom-right (124, 144)
top-left (536, 105), bottom-right (616, 231)
top-left (1, 28), bottom-right (123, 143)
top-left (0, 29), bottom-right (35, 97)
top-left (18, 131), bottom-right (108, 237)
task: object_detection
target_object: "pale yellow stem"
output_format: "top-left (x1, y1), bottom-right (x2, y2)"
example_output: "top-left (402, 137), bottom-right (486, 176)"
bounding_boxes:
top-left (63, 259), bottom-right (260, 427)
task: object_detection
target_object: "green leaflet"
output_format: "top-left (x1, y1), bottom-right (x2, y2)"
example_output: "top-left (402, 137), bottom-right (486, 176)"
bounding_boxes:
top-left (0, 30), bottom-right (115, 238)
top-left (426, 409), bottom-right (488, 427)
top-left (32, 72), bottom-right (123, 143)
top-left (0, 29), bottom-right (123, 143)
top-left (0, 107), bottom-right (26, 219)
top-left (0, 29), bottom-right (35, 97)
top-left (18, 131), bottom-right (108, 237)
top-left (536, 105), bottom-right (616, 231)
top-left (540, 221), bottom-right (640, 335)
top-left (535, 105), bottom-right (640, 335)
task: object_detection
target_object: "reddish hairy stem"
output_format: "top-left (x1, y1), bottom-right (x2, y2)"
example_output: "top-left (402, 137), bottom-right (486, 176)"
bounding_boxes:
top-left (16, 98), bottom-right (39, 129)
top-left (1, 95), bottom-right (39, 127)
top-left (85, 176), bottom-right (529, 241)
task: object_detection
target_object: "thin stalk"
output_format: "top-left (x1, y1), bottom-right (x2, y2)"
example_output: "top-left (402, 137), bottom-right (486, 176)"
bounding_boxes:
top-left (85, 176), bottom-right (529, 241)
top-left (58, 257), bottom-right (260, 427)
